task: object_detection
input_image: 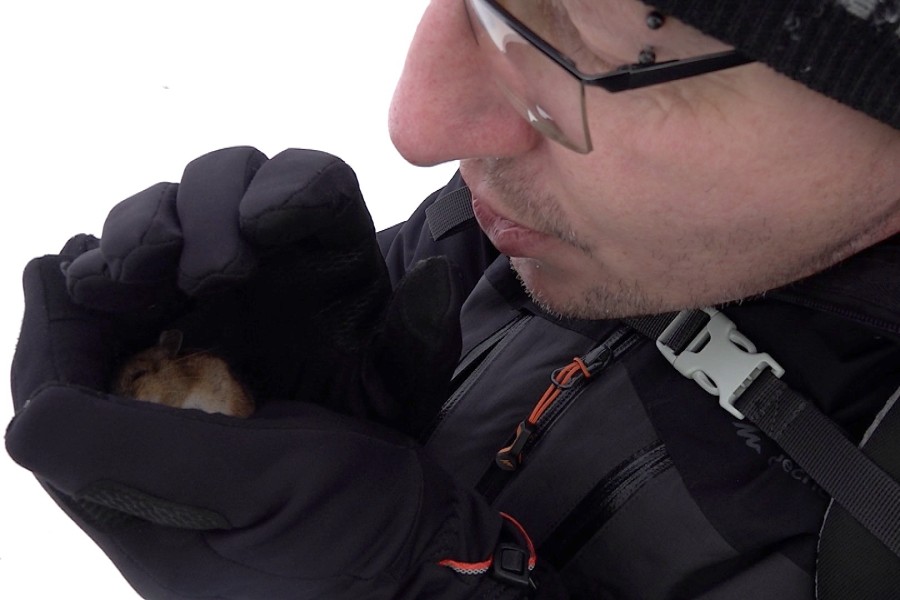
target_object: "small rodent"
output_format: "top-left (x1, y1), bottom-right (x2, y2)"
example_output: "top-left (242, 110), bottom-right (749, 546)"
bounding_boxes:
top-left (113, 330), bottom-right (254, 418)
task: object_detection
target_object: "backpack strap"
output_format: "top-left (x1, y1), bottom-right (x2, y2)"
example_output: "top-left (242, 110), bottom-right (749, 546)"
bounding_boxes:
top-left (625, 309), bottom-right (900, 572)
top-left (425, 185), bottom-right (476, 241)
top-left (816, 386), bottom-right (900, 599)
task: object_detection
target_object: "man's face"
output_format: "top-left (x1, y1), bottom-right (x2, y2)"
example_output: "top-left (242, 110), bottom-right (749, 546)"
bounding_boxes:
top-left (389, 0), bottom-right (900, 318)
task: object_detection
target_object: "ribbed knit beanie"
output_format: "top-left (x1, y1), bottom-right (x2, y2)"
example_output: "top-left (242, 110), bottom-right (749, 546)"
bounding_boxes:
top-left (642, 0), bottom-right (900, 130)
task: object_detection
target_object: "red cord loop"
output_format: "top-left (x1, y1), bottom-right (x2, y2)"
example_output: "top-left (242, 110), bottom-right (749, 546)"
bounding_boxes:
top-left (437, 512), bottom-right (536, 585)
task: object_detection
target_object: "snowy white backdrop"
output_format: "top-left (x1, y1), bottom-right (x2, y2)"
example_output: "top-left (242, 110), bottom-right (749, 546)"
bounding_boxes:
top-left (0, 2), bottom-right (457, 597)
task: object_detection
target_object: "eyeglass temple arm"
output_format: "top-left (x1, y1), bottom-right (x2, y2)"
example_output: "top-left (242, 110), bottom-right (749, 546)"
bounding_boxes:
top-left (587, 50), bottom-right (754, 93)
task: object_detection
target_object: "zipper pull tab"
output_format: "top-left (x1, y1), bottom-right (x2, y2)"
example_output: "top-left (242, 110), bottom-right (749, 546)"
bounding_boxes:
top-left (494, 357), bottom-right (591, 472)
top-left (582, 344), bottom-right (612, 372)
top-left (496, 421), bottom-right (536, 471)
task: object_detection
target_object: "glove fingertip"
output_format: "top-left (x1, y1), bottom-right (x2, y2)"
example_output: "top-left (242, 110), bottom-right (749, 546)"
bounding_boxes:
top-left (65, 248), bottom-right (166, 312)
top-left (60, 234), bottom-right (100, 257)
top-left (240, 149), bottom-right (371, 247)
top-left (65, 247), bottom-right (108, 298)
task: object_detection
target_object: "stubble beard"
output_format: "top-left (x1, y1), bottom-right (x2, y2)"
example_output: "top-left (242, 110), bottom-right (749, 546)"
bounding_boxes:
top-left (480, 157), bottom-right (663, 319)
top-left (510, 257), bottom-right (662, 319)
top-left (477, 157), bottom-right (895, 320)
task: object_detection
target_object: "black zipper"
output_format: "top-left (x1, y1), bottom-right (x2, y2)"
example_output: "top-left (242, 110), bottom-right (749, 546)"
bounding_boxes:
top-left (773, 290), bottom-right (900, 337)
top-left (476, 326), bottom-right (643, 503)
top-left (422, 313), bottom-right (534, 442)
top-left (539, 441), bottom-right (673, 568)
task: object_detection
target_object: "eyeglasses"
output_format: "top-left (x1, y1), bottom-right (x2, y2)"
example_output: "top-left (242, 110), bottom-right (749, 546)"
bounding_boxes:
top-left (464, 0), bottom-right (754, 153)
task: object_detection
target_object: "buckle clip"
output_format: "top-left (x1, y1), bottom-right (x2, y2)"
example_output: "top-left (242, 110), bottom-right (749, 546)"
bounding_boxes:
top-left (492, 543), bottom-right (535, 589)
top-left (656, 308), bottom-right (785, 419)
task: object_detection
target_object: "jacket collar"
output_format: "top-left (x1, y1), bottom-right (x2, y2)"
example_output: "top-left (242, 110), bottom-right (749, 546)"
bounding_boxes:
top-left (771, 234), bottom-right (900, 339)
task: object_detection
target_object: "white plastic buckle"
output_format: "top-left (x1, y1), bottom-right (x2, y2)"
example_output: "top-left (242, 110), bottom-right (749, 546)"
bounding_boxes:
top-left (656, 308), bottom-right (785, 419)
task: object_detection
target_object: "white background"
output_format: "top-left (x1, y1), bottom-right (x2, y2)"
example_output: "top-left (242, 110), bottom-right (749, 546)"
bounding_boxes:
top-left (0, 2), bottom-right (457, 597)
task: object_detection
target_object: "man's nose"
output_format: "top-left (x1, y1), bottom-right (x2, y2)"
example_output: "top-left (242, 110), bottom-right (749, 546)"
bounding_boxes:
top-left (389, 0), bottom-right (541, 166)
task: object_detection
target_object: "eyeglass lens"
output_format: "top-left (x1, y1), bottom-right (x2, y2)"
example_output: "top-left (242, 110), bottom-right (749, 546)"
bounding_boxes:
top-left (465, 0), bottom-right (592, 153)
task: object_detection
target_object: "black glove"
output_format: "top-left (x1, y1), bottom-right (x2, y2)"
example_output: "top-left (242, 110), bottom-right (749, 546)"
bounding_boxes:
top-left (39, 146), bottom-right (459, 434)
top-left (6, 147), bottom-right (540, 599)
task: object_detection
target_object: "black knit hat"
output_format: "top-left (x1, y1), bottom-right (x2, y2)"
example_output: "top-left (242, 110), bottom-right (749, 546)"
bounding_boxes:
top-left (642, 0), bottom-right (900, 130)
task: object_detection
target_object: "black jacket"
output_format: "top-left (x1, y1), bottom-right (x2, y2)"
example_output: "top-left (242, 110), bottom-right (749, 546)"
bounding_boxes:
top-left (379, 172), bottom-right (900, 599)
top-left (10, 165), bottom-right (898, 600)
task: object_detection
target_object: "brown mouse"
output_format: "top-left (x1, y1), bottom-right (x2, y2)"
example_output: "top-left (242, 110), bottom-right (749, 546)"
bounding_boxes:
top-left (113, 330), bottom-right (254, 418)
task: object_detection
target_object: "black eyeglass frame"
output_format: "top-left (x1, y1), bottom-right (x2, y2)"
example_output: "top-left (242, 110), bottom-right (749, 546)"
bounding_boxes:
top-left (484, 0), bottom-right (754, 94)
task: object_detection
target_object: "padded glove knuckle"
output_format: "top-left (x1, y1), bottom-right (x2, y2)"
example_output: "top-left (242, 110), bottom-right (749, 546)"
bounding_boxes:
top-left (62, 182), bottom-right (183, 311)
top-left (100, 182), bottom-right (182, 283)
top-left (175, 146), bottom-right (267, 295)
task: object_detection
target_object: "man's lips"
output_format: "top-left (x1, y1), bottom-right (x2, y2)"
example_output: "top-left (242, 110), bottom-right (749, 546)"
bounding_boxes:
top-left (471, 196), bottom-right (554, 258)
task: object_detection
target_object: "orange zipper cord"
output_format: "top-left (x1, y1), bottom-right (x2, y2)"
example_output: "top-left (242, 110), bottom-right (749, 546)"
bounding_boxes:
top-left (496, 357), bottom-right (592, 471)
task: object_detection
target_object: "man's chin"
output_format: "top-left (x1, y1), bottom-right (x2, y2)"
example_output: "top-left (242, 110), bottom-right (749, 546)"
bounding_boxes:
top-left (509, 256), bottom-right (667, 320)
top-left (510, 257), bottom-right (598, 319)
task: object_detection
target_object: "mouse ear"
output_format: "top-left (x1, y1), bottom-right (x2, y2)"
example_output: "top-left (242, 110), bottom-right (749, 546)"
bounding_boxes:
top-left (158, 330), bottom-right (184, 357)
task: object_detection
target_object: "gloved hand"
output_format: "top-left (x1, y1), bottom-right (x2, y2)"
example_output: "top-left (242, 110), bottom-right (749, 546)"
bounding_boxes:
top-left (6, 147), bottom-right (539, 599)
top-left (18, 146), bottom-right (460, 434)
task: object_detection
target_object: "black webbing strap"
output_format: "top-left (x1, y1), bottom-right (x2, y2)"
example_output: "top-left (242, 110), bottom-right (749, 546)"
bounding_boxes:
top-left (737, 371), bottom-right (900, 557)
top-left (639, 310), bottom-right (709, 354)
top-left (817, 389), bottom-right (900, 599)
top-left (625, 311), bottom-right (900, 559)
top-left (425, 185), bottom-right (476, 241)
